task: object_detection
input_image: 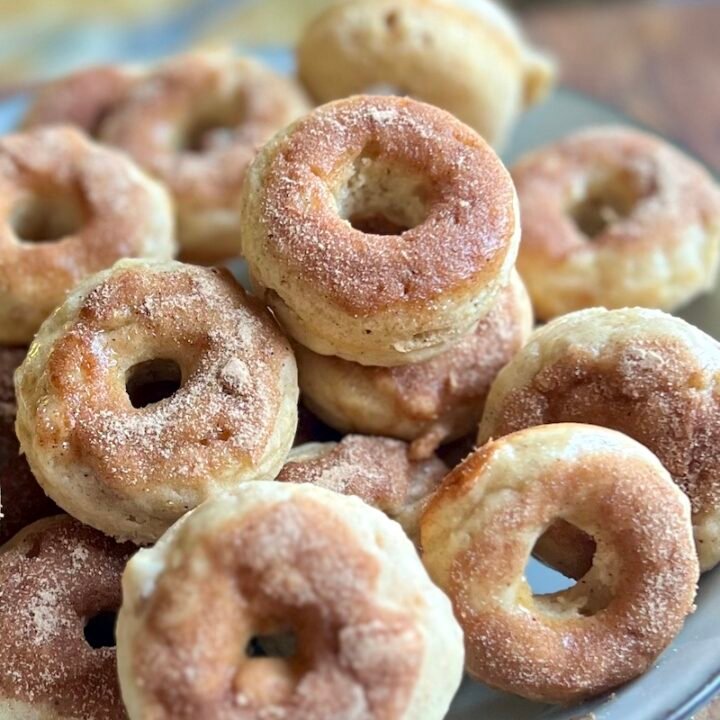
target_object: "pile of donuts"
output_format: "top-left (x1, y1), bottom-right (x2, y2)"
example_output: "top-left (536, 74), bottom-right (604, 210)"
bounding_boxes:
top-left (1, 0), bottom-right (720, 718)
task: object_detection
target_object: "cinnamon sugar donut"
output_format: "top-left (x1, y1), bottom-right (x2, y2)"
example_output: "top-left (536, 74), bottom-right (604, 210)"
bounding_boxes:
top-left (0, 126), bottom-right (175, 345)
top-left (478, 307), bottom-right (720, 571)
top-left (241, 94), bottom-right (520, 366)
top-left (14, 260), bottom-right (298, 543)
top-left (22, 64), bottom-right (138, 137)
top-left (117, 482), bottom-right (464, 720)
top-left (295, 270), bottom-right (532, 457)
top-left (100, 51), bottom-right (310, 264)
top-left (0, 515), bottom-right (134, 720)
top-left (512, 126), bottom-right (720, 320)
top-left (278, 435), bottom-right (447, 543)
top-left (422, 424), bottom-right (699, 703)
top-left (297, 0), bottom-right (554, 148)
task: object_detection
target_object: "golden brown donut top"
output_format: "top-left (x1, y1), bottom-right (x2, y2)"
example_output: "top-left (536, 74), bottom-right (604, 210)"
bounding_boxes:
top-left (0, 126), bottom-right (168, 298)
top-left (254, 95), bottom-right (517, 315)
top-left (512, 126), bottom-right (720, 260)
top-left (277, 435), bottom-right (447, 517)
top-left (23, 65), bottom-right (136, 137)
top-left (101, 51), bottom-right (308, 208)
top-left (132, 498), bottom-right (422, 718)
top-left (0, 516), bottom-right (134, 719)
top-left (28, 261), bottom-right (293, 494)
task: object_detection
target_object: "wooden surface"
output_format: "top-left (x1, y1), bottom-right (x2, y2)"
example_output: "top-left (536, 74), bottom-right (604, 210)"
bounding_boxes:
top-left (523, 1), bottom-right (720, 173)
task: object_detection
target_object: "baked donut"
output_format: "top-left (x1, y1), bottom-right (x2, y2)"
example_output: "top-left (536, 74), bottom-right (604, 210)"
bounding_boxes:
top-left (0, 126), bottom-right (175, 345)
top-left (14, 259), bottom-right (299, 544)
top-left (512, 126), bottom-right (720, 320)
top-left (0, 515), bottom-right (134, 720)
top-left (22, 64), bottom-right (138, 137)
top-left (117, 481), bottom-right (464, 720)
top-left (278, 435), bottom-right (447, 543)
top-left (241, 94), bottom-right (520, 366)
top-left (297, 0), bottom-right (554, 148)
top-left (422, 423), bottom-right (699, 703)
top-left (478, 307), bottom-right (720, 572)
top-left (295, 270), bottom-right (532, 457)
top-left (100, 50), bottom-right (310, 264)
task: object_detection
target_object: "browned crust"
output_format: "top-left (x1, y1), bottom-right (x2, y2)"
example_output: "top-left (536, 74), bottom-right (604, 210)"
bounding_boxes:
top-left (252, 95), bottom-right (517, 316)
top-left (0, 516), bottom-right (134, 719)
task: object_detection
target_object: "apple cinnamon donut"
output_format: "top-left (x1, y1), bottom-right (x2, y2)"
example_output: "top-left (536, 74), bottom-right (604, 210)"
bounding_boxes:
top-left (478, 307), bottom-right (720, 571)
top-left (422, 424), bottom-right (699, 704)
top-left (297, 0), bottom-right (554, 148)
top-left (295, 270), bottom-right (532, 457)
top-left (14, 259), bottom-right (299, 544)
top-left (241, 94), bottom-right (520, 366)
top-left (278, 435), bottom-right (448, 543)
top-left (512, 126), bottom-right (720, 320)
top-left (117, 481), bottom-right (464, 720)
top-left (0, 515), bottom-right (134, 720)
top-left (0, 126), bottom-right (175, 345)
top-left (100, 51), bottom-right (310, 264)
top-left (22, 64), bottom-right (138, 137)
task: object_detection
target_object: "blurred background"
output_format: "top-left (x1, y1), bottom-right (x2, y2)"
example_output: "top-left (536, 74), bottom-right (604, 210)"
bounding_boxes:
top-left (0, 0), bottom-right (717, 171)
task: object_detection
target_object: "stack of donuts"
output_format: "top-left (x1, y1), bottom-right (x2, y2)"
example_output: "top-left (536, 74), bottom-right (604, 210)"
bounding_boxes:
top-left (1, 0), bottom-right (720, 719)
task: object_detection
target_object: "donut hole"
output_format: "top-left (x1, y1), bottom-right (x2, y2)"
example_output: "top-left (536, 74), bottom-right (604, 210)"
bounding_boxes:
top-left (10, 189), bottom-right (85, 243)
top-left (125, 359), bottom-right (183, 409)
top-left (179, 99), bottom-right (246, 153)
top-left (84, 610), bottom-right (117, 649)
top-left (334, 149), bottom-right (431, 236)
top-left (246, 630), bottom-right (298, 659)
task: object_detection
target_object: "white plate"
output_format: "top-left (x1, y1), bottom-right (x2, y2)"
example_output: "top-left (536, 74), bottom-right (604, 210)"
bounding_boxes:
top-left (3, 47), bottom-right (718, 720)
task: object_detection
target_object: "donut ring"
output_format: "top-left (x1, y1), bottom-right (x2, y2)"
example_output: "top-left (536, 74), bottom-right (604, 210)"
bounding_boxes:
top-left (241, 94), bottom-right (520, 366)
top-left (295, 270), bottom-right (532, 457)
top-left (278, 435), bottom-right (447, 543)
top-left (421, 424), bottom-right (699, 703)
top-left (0, 516), bottom-right (134, 720)
top-left (22, 64), bottom-right (138, 137)
top-left (0, 126), bottom-right (175, 345)
top-left (297, 0), bottom-right (554, 148)
top-left (117, 482), bottom-right (464, 720)
top-left (100, 51), bottom-right (310, 264)
top-left (478, 307), bottom-right (720, 571)
top-left (14, 259), bottom-right (299, 544)
top-left (512, 126), bottom-right (720, 320)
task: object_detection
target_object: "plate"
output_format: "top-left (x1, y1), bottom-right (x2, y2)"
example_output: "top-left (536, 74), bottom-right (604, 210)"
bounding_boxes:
top-left (2, 47), bottom-right (718, 720)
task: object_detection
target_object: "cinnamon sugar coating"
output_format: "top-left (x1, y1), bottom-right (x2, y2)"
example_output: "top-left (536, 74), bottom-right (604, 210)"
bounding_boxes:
top-left (422, 424), bottom-right (699, 703)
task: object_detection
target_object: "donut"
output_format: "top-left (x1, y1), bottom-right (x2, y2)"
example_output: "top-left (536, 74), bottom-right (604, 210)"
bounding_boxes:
top-left (117, 481), bottom-right (464, 719)
top-left (478, 307), bottom-right (720, 572)
top-left (295, 270), bottom-right (532, 457)
top-left (297, 0), bottom-right (554, 148)
top-left (241, 94), bottom-right (520, 366)
top-left (22, 64), bottom-right (138, 137)
top-left (278, 434), bottom-right (447, 543)
top-left (512, 126), bottom-right (720, 320)
top-left (14, 259), bottom-right (299, 544)
top-left (421, 423), bottom-right (699, 703)
top-left (0, 515), bottom-right (134, 720)
top-left (0, 126), bottom-right (175, 345)
top-left (100, 50), bottom-right (310, 264)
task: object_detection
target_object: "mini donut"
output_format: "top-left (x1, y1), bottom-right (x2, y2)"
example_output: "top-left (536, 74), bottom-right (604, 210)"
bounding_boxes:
top-left (297, 0), bottom-right (554, 148)
top-left (478, 307), bottom-right (720, 572)
top-left (241, 94), bottom-right (520, 367)
top-left (0, 515), bottom-right (134, 720)
top-left (14, 259), bottom-right (299, 544)
top-left (100, 50), bottom-right (310, 264)
top-left (278, 434), bottom-right (447, 543)
top-left (22, 64), bottom-right (138, 137)
top-left (421, 423), bottom-right (699, 703)
top-left (117, 481), bottom-right (464, 720)
top-left (512, 126), bottom-right (720, 320)
top-left (0, 126), bottom-right (175, 345)
top-left (295, 270), bottom-right (532, 457)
